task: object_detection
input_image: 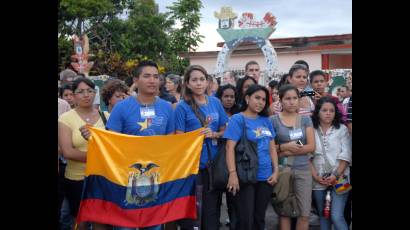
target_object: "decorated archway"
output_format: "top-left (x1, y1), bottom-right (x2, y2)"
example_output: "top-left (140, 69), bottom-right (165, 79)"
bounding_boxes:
top-left (214, 7), bottom-right (279, 84)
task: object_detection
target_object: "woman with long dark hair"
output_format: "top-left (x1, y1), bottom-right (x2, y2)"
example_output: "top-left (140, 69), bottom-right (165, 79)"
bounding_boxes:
top-left (215, 84), bottom-right (239, 117)
top-left (215, 83), bottom-right (239, 229)
top-left (224, 84), bottom-right (279, 230)
top-left (310, 97), bottom-right (352, 230)
top-left (236, 75), bottom-right (257, 111)
top-left (175, 65), bottom-right (229, 229)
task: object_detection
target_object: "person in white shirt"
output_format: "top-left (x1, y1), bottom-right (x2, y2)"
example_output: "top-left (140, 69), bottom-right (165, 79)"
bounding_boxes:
top-left (310, 96), bottom-right (352, 230)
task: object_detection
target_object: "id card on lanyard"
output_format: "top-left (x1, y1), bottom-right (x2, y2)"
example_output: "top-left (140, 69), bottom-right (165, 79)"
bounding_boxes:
top-left (289, 128), bottom-right (303, 141)
top-left (140, 106), bottom-right (156, 119)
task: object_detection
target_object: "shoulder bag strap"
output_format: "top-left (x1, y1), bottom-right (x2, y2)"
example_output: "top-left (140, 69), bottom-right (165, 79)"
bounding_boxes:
top-left (285, 115), bottom-right (302, 167)
top-left (190, 105), bottom-right (212, 165)
top-left (241, 113), bottom-right (247, 139)
top-left (190, 103), bottom-right (214, 190)
top-left (317, 127), bottom-right (333, 174)
top-left (98, 110), bottom-right (107, 126)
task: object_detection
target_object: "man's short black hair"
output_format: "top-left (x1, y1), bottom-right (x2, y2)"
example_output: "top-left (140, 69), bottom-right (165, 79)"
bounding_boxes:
top-left (309, 70), bottom-right (326, 83)
top-left (132, 60), bottom-right (159, 79)
top-left (245, 60), bottom-right (259, 71)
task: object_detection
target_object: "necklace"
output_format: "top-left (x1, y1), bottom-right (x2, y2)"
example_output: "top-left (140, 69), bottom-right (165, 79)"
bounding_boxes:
top-left (76, 108), bottom-right (95, 123)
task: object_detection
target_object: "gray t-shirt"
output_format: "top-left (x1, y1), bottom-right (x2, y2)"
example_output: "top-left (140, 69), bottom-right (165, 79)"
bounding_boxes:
top-left (270, 114), bottom-right (313, 170)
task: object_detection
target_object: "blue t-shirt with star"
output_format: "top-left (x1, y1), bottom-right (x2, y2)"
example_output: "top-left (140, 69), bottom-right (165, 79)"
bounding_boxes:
top-left (175, 96), bottom-right (229, 169)
top-left (223, 113), bottom-right (276, 181)
top-left (106, 96), bottom-right (175, 136)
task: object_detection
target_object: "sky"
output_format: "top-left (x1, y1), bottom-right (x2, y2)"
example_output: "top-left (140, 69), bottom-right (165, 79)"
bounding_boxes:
top-left (155, 0), bottom-right (352, 51)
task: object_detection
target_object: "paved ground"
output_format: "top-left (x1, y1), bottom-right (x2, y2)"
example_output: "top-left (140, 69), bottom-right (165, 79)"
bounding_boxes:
top-left (218, 193), bottom-right (322, 230)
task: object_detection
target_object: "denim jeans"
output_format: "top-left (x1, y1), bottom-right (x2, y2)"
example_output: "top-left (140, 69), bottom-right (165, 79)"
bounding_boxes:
top-left (313, 189), bottom-right (349, 230)
top-left (113, 225), bottom-right (162, 230)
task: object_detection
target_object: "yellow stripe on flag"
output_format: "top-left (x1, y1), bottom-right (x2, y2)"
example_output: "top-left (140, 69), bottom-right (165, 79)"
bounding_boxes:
top-left (85, 127), bottom-right (204, 186)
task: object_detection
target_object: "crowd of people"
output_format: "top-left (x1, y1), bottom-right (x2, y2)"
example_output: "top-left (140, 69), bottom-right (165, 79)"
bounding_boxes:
top-left (58, 59), bottom-right (352, 230)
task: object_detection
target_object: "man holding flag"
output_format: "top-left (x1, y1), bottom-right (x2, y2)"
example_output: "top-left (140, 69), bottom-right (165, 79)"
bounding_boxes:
top-left (79, 61), bottom-right (196, 230)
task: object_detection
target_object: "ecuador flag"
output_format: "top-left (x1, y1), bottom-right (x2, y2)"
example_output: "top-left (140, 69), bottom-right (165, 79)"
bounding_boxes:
top-left (77, 127), bottom-right (204, 228)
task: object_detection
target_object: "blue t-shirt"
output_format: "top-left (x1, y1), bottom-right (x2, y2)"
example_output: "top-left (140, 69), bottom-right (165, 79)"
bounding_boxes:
top-left (223, 113), bottom-right (276, 181)
top-left (106, 96), bottom-right (175, 136)
top-left (175, 96), bottom-right (229, 169)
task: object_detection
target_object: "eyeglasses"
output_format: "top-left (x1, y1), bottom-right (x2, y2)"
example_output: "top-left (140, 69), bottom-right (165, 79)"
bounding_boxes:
top-left (74, 88), bottom-right (96, 95)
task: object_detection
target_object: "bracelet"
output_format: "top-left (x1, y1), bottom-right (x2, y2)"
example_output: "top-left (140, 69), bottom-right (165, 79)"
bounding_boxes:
top-left (278, 144), bottom-right (282, 152)
top-left (229, 170), bottom-right (236, 174)
top-left (332, 171), bottom-right (341, 179)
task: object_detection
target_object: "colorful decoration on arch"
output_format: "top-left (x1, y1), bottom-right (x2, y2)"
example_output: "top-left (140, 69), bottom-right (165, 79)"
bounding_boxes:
top-left (214, 7), bottom-right (279, 84)
top-left (238, 12), bottom-right (277, 29)
top-left (71, 34), bottom-right (94, 76)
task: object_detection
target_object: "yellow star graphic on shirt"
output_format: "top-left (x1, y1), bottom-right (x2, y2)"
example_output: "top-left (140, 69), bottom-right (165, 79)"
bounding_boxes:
top-left (253, 128), bottom-right (262, 137)
top-left (137, 119), bottom-right (148, 131)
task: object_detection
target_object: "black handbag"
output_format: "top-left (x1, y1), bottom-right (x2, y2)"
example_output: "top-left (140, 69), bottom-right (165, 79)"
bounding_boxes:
top-left (211, 138), bottom-right (229, 190)
top-left (234, 114), bottom-right (258, 184)
top-left (211, 114), bottom-right (258, 189)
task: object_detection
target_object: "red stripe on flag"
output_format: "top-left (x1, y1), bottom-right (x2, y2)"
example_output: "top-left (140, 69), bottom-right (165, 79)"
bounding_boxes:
top-left (77, 196), bottom-right (196, 228)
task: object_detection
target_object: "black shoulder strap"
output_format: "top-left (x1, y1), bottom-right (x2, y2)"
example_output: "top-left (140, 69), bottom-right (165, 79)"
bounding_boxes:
top-left (189, 103), bottom-right (215, 191)
top-left (98, 110), bottom-right (107, 126)
top-left (192, 106), bottom-right (206, 127)
top-left (189, 103), bottom-right (212, 163)
top-left (241, 113), bottom-right (247, 138)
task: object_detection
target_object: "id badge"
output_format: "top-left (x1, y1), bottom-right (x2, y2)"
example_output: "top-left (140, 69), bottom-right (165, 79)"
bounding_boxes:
top-left (261, 129), bottom-right (272, 137)
top-left (140, 106), bottom-right (155, 119)
top-left (289, 128), bottom-right (303, 140)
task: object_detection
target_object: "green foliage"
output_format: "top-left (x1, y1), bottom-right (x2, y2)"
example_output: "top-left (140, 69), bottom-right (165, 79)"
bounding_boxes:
top-left (167, 0), bottom-right (204, 53)
top-left (59, 0), bottom-right (126, 35)
top-left (58, 36), bottom-right (73, 72)
top-left (58, 0), bottom-right (204, 77)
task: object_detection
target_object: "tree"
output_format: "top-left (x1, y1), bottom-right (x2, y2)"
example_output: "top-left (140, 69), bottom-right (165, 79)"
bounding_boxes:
top-left (58, 36), bottom-right (73, 73)
top-left (58, 0), bottom-right (128, 74)
top-left (166, 0), bottom-right (204, 73)
top-left (125, 0), bottom-right (173, 61)
top-left (58, 0), bottom-right (127, 36)
top-left (167, 0), bottom-right (204, 54)
top-left (58, 0), bottom-right (205, 77)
